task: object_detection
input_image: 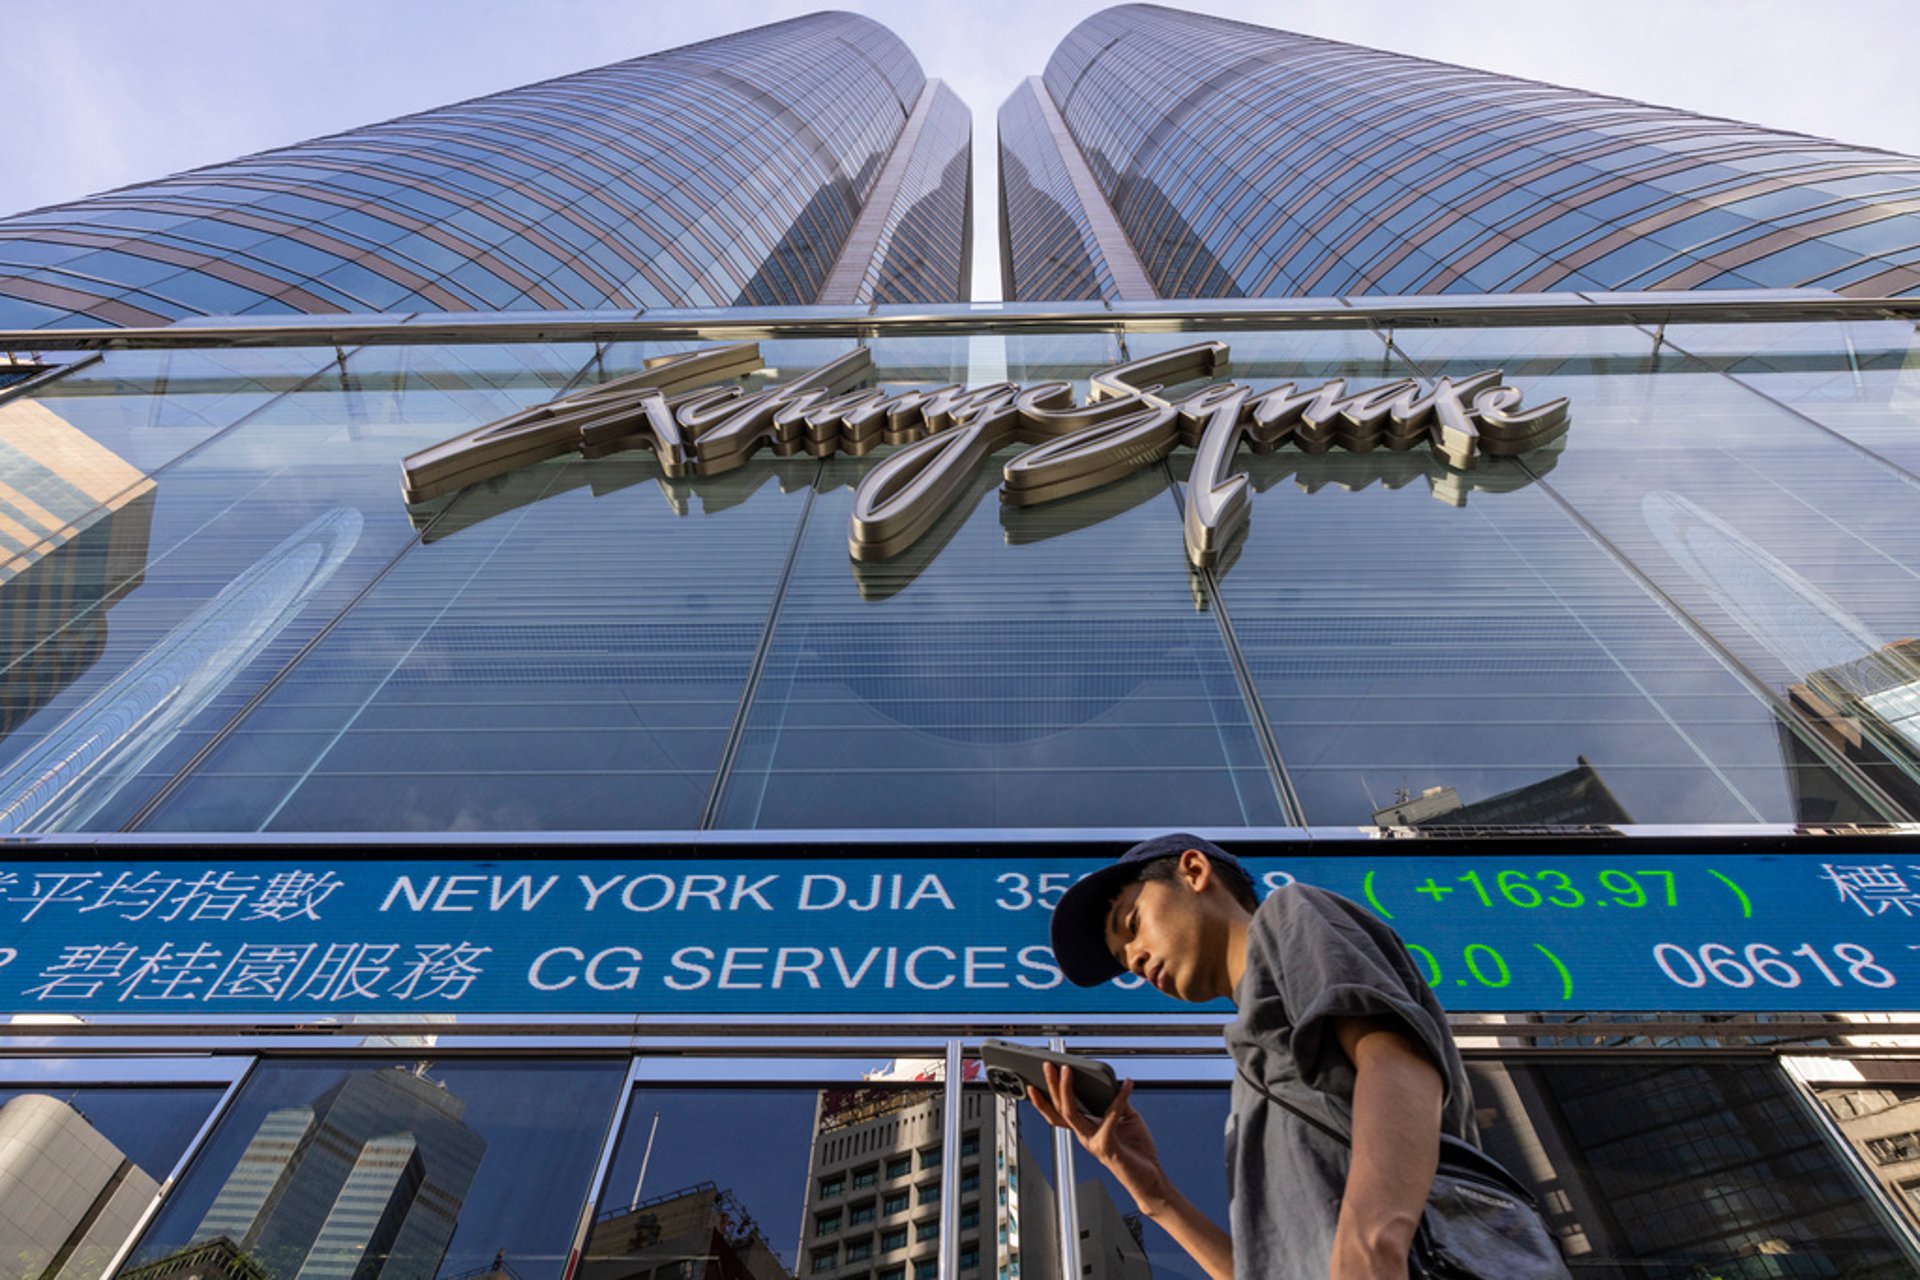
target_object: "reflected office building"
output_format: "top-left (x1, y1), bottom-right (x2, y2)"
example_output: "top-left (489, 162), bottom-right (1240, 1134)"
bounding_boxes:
top-left (1808, 1067), bottom-right (1920, 1239)
top-left (0, 1094), bottom-right (161, 1280)
top-left (799, 1065), bottom-right (1147, 1280)
top-left (125, 1067), bottom-right (486, 1280)
top-left (1469, 1060), bottom-right (1915, 1277)
top-left (0, 393), bottom-right (155, 740)
top-left (801, 1077), bottom-right (958, 1280)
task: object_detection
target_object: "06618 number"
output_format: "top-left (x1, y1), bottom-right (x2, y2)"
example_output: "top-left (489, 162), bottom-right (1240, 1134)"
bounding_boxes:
top-left (1653, 942), bottom-right (1894, 989)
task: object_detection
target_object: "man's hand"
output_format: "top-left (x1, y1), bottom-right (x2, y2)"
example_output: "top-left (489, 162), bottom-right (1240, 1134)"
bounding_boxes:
top-left (1024, 1062), bottom-right (1234, 1280)
top-left (1026, 1063), bottom-right (1172, 1214)
top-left (1329, 1017), bottom-right (1445, 1280)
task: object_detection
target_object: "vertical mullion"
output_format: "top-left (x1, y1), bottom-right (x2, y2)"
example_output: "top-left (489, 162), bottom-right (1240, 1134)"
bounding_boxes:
top-left (939, 1039), bottom-right (964, 1280)
top-left (100, 1056), bottom-right (256, 1277)
top-left (1161, 462), bottom-right (1305, 825)
top-left (560, 1056), bottom-right (647, 1280)
top-left (697, 458), bottom-right (824, 829)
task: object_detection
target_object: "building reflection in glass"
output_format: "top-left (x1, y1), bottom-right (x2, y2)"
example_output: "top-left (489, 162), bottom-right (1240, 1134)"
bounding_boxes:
top-left (1370, 756), bottom-right (1633, 828)
top-left (1469, 1059), bottom-right (1918, 1276)
top-left (0, 1093), bottom-right (162, 1279)
top-left (0, 397), bottom-right (156, 748)
top-left (581, 1183), bottom-right (791, 1280)
top-left (1802, 1061), bottom-right (1920, 1242)
top-left (1644, 489), bottom-right (1920, 816)
top-left (124, 1059), bottom-right (620, 1280)
top-left (587, 1068), bottom-right (944, 1280)
top-left (800, 1068), bottom-right (951, 1280)
top-left (123, 1065), bottom-right (485, 1280)
top-left (0, 506), bottom-right (361, 834)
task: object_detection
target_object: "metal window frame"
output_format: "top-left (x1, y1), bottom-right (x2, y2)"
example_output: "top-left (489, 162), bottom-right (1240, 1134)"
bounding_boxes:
top-left (4, 1038), bottom-right (1919, 1280)
top-left (0, 1053), bottom-right (256, 1277)
top-left (1, 291), bottom-right (1916, 355)
top-left (1783, 1056), bottom-right (1920, 1266)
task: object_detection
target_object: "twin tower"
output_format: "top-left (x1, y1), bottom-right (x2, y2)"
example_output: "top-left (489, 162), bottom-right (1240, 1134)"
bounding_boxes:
top-left (3, 4), bottom-right (1918, 329)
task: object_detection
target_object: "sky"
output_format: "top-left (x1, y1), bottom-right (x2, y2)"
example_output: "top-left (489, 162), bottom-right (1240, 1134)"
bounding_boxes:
top-left (6, 1), bottom-right (1918, 301)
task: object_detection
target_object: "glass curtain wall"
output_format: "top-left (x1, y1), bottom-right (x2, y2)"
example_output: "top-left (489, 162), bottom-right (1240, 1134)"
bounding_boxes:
top-left (0, 1062), bottom-right (234, 1280)
top-left (0, 1049), bottom-right (1914, 1278)
top-left (1, 316), bottom-right (1917, 832)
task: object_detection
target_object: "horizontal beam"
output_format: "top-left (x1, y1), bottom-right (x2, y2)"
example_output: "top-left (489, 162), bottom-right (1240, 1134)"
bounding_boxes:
top-left (1, 291), bottom-right (1916, 351)
top-left (1, 1016), bottom-right (1909, 1046)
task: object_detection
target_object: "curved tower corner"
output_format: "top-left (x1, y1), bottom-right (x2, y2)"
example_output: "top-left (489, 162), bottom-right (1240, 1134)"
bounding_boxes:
top-left (1004, 2), bottom-right (1920, 299)
top-left (0, 12), bottom-right (973, 328)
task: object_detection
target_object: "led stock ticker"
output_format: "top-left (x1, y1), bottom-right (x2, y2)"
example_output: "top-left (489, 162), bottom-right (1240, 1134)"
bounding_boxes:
top-left (0, 850), bottom-right (1912, 1017)
top-left (1345, 862), bottom-right (1904, 1004)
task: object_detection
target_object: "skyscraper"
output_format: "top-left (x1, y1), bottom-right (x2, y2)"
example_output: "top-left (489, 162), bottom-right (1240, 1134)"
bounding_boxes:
top-left (178, 1066), bottom-right (486, 1279)
top-left (0, 12), bottom-right (971, 330)
top-left (1000, 4), bottom-right (1920, 300)
top-left (5, 10), bottom-right (1920, 1279)
top-left (0, 1093), bottom-right (162, 1279)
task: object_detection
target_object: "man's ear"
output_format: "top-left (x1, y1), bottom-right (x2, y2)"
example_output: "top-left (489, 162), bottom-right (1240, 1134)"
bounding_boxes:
top-left (1179, 847), bottom-right (1212, 892)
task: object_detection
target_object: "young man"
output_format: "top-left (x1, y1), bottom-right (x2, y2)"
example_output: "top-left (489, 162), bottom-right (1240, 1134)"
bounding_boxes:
top-left (1032, 833), bottom-right (1477, 1280)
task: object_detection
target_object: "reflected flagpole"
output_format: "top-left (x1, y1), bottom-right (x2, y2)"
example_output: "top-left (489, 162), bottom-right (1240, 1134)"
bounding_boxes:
top-left (630, 1110), bottom-right (661, 1211)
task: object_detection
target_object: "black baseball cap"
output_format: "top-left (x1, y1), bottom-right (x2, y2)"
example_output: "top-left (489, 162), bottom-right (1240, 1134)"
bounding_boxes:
top-left (1049, 833), bottom-right (1247, 987)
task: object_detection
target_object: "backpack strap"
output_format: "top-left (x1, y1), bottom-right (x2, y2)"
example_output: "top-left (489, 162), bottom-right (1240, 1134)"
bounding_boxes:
top-left (1234, 1062), bottom-right (1540, 1208)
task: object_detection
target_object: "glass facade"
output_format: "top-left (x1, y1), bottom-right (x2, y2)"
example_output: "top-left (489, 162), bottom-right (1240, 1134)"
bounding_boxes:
top-left (852, 83), bottom-right (975, 307)
top-left (0, 1046), bottom-right (1914, 1279)
top-left (5, 308), bottom-right (1915, 833)
top-left (0, 301), bottom-right (1917, 1273)
top-left (0, 13), bottom-right (969, 329)
top-left (1003, 6), bottom-right (1920, 300)
top-left (998, 81), bottom-right (1124, 303)
top-left (7, 0), bottom-right (1920, 1263)
top-left (121, 1058), bottom-right (624, 1278)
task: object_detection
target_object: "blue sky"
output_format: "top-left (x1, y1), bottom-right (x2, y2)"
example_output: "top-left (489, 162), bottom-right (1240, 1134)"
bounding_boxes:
top-left (7, 1), bottom-right (1917, 300)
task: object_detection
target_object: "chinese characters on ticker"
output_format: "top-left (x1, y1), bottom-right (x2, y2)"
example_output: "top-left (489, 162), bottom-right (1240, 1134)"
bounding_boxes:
top-left (0, 852), bottom-right (1911, 1015)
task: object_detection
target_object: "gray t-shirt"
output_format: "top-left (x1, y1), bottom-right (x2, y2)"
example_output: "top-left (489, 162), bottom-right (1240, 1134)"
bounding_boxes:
top-left (1223, 883), bottom-right (1476, 1280)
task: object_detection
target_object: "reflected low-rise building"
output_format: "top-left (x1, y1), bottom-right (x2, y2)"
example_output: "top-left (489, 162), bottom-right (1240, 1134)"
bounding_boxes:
top-left (581, 1183), bottom-right (790, 1280)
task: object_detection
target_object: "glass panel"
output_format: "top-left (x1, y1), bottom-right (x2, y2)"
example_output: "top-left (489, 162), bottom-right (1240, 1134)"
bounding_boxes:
top-left (4, 342), bottom-right (598, 834)
top-left (119, 1057), bottom-right (624, 1279)
top-left (1662, 319), bottom-right (1920, 476)
top-left (1166, 325), bottom-right (1828, 824)
top-left (138, 339), bottom-right (831, 832)
top-left (1000, 332), bottom-right (1127, 388)
top-left (715, 454), bottom-right (1283, 829)
top-left (0, 1081), bottom-right (226, 1278)
top-left (1391, 321), bottom-right (1920, 819)
top-left (17, 348), bottom-right (328, 474)
top-left (1060, 1086), bottom-right (1231, 1280)
top-left (1804, 1060), bottom-right (1920, 1241)
top-left (588, 1064), bottom-right (943, 1280)
top-left (1472, 1058), bottom-right (1917, 1276)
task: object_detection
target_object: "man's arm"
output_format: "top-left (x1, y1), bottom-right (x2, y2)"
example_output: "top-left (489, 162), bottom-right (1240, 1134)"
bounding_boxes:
top-left (1330, 1016), bottom-right (1445, 1280)
top-left (1029, 1063), bottom-right (1234, 1280)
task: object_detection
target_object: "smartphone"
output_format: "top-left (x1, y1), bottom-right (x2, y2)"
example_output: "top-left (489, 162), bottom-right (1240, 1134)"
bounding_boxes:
top-left (980, 1039), bottom-right (1121, 1118)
